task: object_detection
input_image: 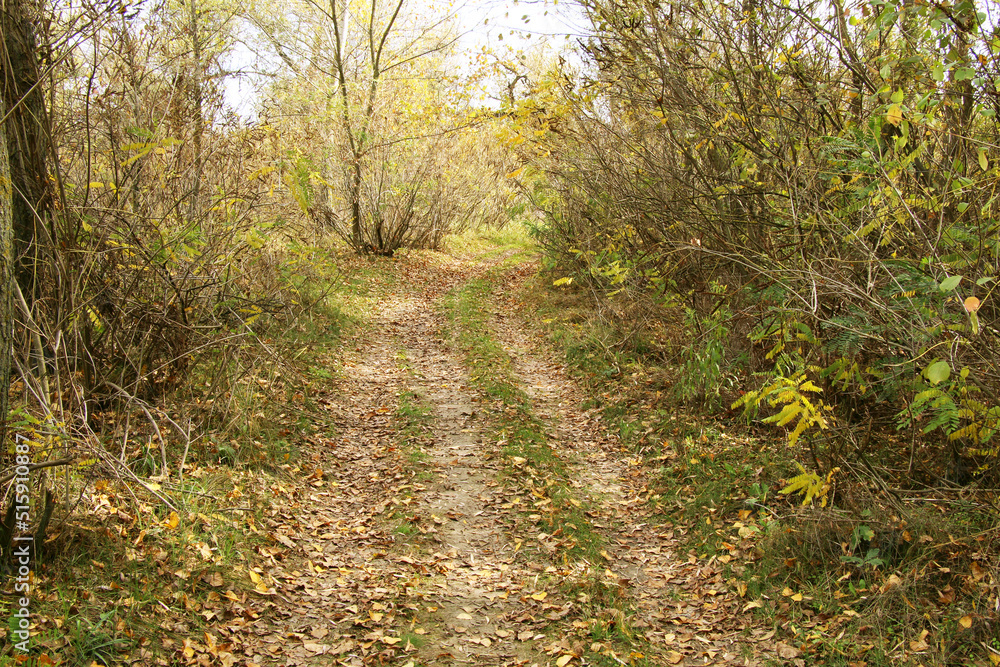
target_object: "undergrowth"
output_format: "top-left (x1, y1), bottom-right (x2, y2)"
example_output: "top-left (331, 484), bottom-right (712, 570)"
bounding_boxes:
top-left (522, 279), bottom-right (1000, 666)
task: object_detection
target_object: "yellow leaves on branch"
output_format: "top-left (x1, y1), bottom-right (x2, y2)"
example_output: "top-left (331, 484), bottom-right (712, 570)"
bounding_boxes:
top-left (779, 462), bottom-right (839, 507)
top-left (732, 372), bottom-right (832, 447)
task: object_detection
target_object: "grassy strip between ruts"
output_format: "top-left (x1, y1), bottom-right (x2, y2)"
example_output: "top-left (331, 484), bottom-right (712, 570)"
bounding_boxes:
top-left (441, 274), bottom-right (603, 564)
top-left (443, 271), bottom-right (672, 667)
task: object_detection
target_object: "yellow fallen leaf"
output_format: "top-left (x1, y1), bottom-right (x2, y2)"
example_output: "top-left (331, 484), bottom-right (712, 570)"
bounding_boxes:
top-left (781, 587), bottom-right (794, 597)
top-left (880, 573), bottom-right (902, 593)
top-left (381, 637), bottom-right (401, 645)
top-left (369, 611), bottom-right (383, 622)
top-left (248, 570), bottom-right (262, 584)
top-left (959, 615), bottom-right (972, 629)
top-left (910, 629), bottom-right (929, 651)
top-left (791, 593), bottom-right (803, 602)
top-left (667, 650), bottom-right (683, 664)
top-left (164, 511), bottom-right (180, 530)
top-left (556, 655), bottom-right (573, 667)
top-left (530, 591), bottom-right (547, 601)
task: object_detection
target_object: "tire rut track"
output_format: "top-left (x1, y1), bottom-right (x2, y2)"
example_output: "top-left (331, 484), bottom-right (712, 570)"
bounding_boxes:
top-left (489, 270), bottom-right (758, 666)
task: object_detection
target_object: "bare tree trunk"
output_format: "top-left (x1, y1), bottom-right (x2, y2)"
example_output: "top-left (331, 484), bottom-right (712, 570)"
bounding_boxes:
top-left (0, 97), bottom-right (13, 445)
top-left (188, 0), bottom-right (205, 219)
top-left (1, 0), bottom-right (51, 302)
top-left (330, 0), bottom-right (405, 253)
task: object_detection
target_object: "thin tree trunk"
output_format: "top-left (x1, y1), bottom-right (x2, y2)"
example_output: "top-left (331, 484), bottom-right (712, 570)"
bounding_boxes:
top-left (0, 97), bottom-right (13, 446)
top-left (330, 0), bottom-right (364, 250)
top-left (2, 0), bottom-right (50, 302)
top-left (188, 0), bottom-right (205, 219)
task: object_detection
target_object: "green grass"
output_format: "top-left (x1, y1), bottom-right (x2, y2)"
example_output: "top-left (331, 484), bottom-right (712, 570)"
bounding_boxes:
top-left (444, 222), bottom-right (536, 258)
top-left (521, 276), bottom-right (1000, 666)
top-left (442, 274), bottom-right (604, 562)
top-left (399, 631), bottom-right (428, 649)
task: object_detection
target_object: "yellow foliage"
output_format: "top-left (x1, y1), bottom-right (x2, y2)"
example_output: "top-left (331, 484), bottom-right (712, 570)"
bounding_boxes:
top-left (780, 463), bottom-right (839, 507)
top-left (732, 373), bottom-right (831, 447)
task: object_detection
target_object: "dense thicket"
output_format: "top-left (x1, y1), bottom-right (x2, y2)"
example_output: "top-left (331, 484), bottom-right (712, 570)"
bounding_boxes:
top-left (529, 0), bottom-right (1000, 485)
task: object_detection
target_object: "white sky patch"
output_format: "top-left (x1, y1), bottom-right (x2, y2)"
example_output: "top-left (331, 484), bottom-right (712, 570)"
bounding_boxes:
top-left (455, 0), bottom-right (588, 49)
top-left (222, 0), bottom-right (590, 120)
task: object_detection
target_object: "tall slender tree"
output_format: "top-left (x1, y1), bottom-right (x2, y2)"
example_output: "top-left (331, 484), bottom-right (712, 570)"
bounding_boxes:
top-left (0, 96), bottom-right (12, 447)
top-left (1, 0), bottom-right (51, 301)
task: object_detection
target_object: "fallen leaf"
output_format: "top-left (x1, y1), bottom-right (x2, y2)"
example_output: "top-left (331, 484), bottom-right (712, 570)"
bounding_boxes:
top-left (776, 642), bottom-right (800, 659)
top-left (530, 591), bottom-right (547, 601)
top-left (666, 650), bottom-right (683, 664)
top-left (880, 574), bottom-right (902, 593)
top-left (556, 655), bottom-right (574, 667)
top-left (303, 643), bottom-right (329, 655)
top-left (959, 615), bottom-right (972, 629)
top-left (910, 629), bottom-right (930, 651)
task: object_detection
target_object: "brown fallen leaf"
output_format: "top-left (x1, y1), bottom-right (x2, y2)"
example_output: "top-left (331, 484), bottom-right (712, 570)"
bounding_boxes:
top-left (303, 643), bottom-right (329, 655)
top-left (776, 642), bottom-right (800, 659)
top-left (910, 629), bottom-right (930, 651)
